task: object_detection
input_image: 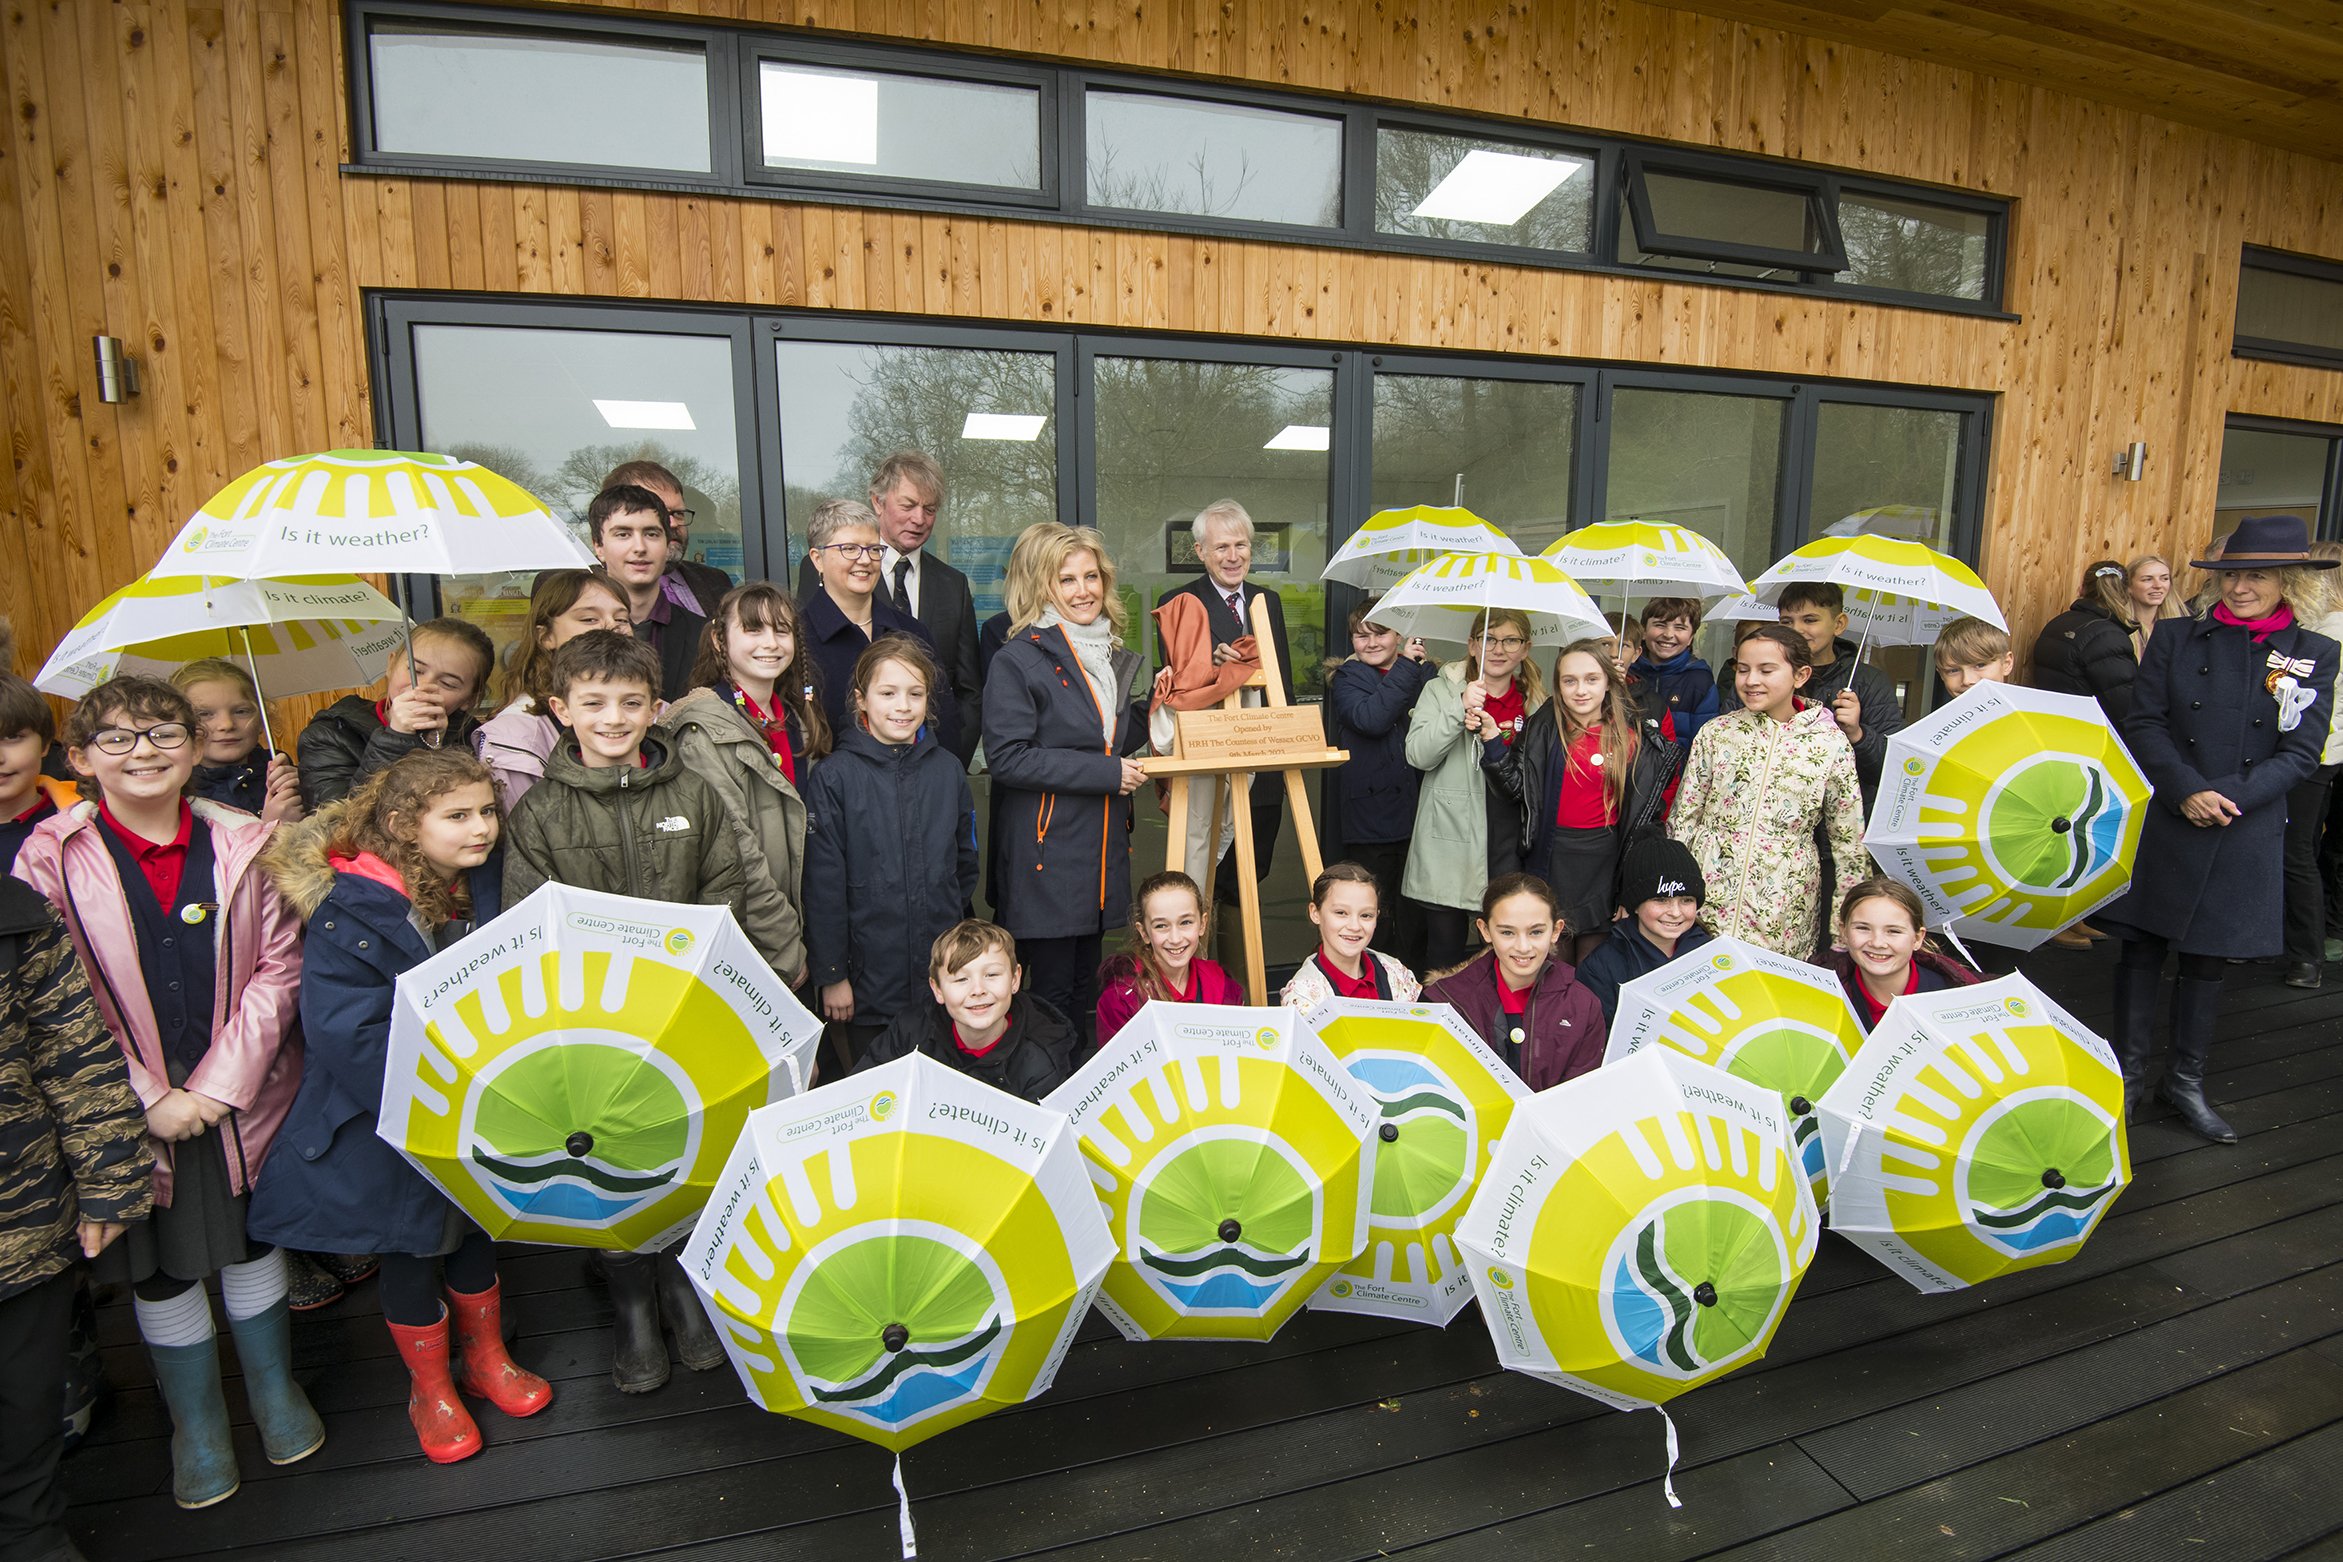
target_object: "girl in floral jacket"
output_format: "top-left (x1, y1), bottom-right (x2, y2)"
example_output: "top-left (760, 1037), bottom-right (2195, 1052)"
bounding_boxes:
top-left (1669, 625), bottom-right (1865, 959)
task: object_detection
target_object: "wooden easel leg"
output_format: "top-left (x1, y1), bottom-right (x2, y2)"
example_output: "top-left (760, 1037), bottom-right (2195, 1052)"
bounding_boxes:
top-left (1284, 767), bottom-right (1324, 884)
top-left (1165, 775), bottom-right (1190, 876)
top-left (1231, 783), bottom-right (1266, 1004)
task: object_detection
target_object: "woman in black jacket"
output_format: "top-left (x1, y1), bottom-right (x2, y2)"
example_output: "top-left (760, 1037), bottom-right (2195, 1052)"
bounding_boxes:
top-left (2096, 516), bottom-right (2339, 1143)
top-left (1322, 599), bottom-right (1436, 967)
top-left (983, 524), bottom-right (1148, 1041)
top-left (1494, 639), bottom-right (1675, 961)
top-left (2031, 560), bottom-right (2141, 726)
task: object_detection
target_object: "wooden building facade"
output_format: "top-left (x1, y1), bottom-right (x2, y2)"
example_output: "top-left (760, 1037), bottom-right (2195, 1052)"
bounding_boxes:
top-left (4, 0), bottom-right (2342, 700)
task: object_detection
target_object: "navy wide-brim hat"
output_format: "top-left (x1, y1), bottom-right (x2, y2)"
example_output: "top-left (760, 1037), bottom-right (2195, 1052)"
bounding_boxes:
top-left (2193, 513), bottom-right (2338, 571)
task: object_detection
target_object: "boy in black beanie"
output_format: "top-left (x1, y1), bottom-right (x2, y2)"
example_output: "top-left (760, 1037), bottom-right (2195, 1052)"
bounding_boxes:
top-left (1577, 837), bottom-right (1716, 1022)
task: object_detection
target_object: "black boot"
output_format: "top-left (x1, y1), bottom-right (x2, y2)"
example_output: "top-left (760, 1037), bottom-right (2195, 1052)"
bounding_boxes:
top-left (656, 1250), bottom-right (727, 1373)
top-left (603, 1253), bottom-right (670, 1394)
top-left (2109, 957), bottom-right (2162, 1118)
top-left (2158, 976), bottom-right (2239, 1144)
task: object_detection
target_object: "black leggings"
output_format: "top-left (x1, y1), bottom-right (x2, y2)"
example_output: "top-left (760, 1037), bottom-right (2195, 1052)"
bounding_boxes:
top-left (2117, 935), bottom-right (2227, 983)
top-left (1018, 934), bottom-right (1103, 1048)
top-left (378, 1231), bottom-right (499, 1327)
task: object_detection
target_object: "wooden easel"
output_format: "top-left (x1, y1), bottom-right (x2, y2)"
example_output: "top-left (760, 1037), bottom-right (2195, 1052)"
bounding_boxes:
top-left (1140, 595), bottom-right (1349, 1003)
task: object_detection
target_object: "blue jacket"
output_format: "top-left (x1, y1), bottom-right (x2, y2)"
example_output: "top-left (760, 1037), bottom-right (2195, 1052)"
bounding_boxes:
top-left (797, 587), bottom-right (962, 764)
top-left (1322, 656), bottom-right (1437, 855)
top-left (1575, 917), bottom-right (1716, 1024)
top-left (802, 727), bottom-right (978, 1023)
top-left (984, 624), bottom-right (1147, 940)
top-left (1628, 648), bottom-right (1719, 749)
top-left (247, 837), bottom-right (503, 1256)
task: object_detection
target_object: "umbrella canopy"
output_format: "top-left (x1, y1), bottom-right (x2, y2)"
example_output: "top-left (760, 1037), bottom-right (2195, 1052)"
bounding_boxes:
top-left (33, 573), bottom-right (409, 700)
top-left (379, 883), bottom-right (819, 1252)
top-left (1042, 1003), bottom-right (1379, 1342)
top-left (1369, 549), bottom-right (1612, 648)
top-left (1324, 505), bottom-right (1521, 590)
top-left (1457, 1047), bottom-right (1819, 1412)
top-left (147, 449), bottom-right (593, 580)
top-left (1817, 975), bottom-right (2131, 1294)
top-left (1604, 937), bottom-right (1864, 1206)
top-left (1822, 504), bottom-right (1939, 541)
top-left (1300, 998), bottom-right (1529, 1324)
top-left (1748, 535), bottom-right (2006, 646)
top-left (1539, 520), bottom-right (1749, 601)
top-left (1865, 683), bottom-right (2152, 950)
top-left (680, 1053), bottom-right (1113, 1453)
top-left (1702, 593), bottom-right (1781, 626)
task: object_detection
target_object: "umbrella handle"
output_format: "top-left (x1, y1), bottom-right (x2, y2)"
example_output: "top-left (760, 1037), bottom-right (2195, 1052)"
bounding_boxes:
top-left (894, 1454), bottom-right (919, 1558)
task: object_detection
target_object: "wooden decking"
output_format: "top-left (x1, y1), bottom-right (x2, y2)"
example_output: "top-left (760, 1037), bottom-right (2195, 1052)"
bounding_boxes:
top-left (64, 944), bottom-right (2343, 1562)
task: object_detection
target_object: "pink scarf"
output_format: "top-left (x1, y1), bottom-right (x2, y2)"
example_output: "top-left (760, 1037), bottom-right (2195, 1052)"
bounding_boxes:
top-left (2212, 600), bottom-right (2295, 643)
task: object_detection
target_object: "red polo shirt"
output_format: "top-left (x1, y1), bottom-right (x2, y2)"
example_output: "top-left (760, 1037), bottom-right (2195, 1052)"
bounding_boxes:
top-left (99, 801), bottom-right (194, 907)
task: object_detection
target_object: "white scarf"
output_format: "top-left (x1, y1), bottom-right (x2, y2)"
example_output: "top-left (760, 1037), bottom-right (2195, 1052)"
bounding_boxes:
top-left (1039, 608), bottom-right (1118, 744)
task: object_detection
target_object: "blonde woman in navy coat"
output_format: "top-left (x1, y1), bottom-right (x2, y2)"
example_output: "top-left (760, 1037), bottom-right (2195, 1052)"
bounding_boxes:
top-left (2098, 515), bottom-right (2338, 1143)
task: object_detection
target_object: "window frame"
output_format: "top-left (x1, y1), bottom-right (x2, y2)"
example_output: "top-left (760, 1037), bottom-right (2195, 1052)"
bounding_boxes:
top-left (346, 0), bottom-right (740, 186)
top-left (2234, 246), bottom-right (2343, 372)
top-left (739, 37), bottom-right (1061, 210)
top-left (2219, 412), bottom-right (2343, 542)
top-left (1621, 147), bottom-right (1849, 276)
top-left (343, 1), bottom-right (2015, 320)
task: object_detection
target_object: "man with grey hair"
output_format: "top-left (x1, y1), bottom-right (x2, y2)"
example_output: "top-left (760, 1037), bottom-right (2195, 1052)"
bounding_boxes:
top-left (797, 496), bottom-right (958, 755)
top-left (1155, 499), bottom-right (1293, 906)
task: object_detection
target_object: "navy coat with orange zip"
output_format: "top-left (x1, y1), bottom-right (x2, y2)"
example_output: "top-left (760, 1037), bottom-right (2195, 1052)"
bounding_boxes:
top-left (984, 623), bottom-right (1147, 940)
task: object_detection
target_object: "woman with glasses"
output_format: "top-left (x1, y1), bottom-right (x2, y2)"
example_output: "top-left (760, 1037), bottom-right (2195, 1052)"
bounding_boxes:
top-left (796, 497), bottom-right (958, 760)
top-left (1403, 608), bottom-right (1548, 972)
top-left (12, 676), bottom-right (316, 1509)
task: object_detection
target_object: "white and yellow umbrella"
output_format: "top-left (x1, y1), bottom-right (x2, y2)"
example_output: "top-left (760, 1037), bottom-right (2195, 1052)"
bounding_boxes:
top-left (680, 1053), bottom-right (1112, 1453)
top-left (1324, 505), bottom-right (1521, 590)
top-left (1369, 549), bottom-right (1611, 648)
top-left (1822, 504), bottom-right (1940, 541)
top-left (1042, 1003), bottom-right (1379, 1342)
top-left (1604, 937), bottom-right (1864, 1207)
top-left (1301, 998), bottom-right (1529, 1324)
top-left (1540, 519), bottom-right (1749, 603)
top-left (147, 449), bottom-right (592, 581)
top-left (34, 575), bottom-right (410, 748)
top-left (1817, 975), bottom-right (2131, 1294)
top-left (380, 884), bottom-right (819, 1253)
top-left (1748, 535), bottom-right (2005, 652)
top-left (1866, 683), bottom-right (2152, 951)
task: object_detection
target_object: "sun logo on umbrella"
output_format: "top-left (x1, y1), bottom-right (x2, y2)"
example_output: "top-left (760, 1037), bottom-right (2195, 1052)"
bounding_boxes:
top-left (781, 1223), bottom-right (1012, 1435)
top-left (1131, 1130), bottom-right (1322, 1314)
top-left (1954, 1091), bottom-right (2122, 1257)
top-left (465, 1039), bottom-right (693, 1225)
top-left (1603, 1189), bottom-right (1794, 1379)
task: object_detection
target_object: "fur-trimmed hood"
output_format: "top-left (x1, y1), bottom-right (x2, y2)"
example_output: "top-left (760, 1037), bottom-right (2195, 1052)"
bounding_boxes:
top-left (261, 797), bottom-right (363, 922)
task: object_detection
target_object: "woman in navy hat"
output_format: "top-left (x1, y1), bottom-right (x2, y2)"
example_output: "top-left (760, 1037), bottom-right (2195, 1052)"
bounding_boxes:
top-left (2098, 514), bottom-right (2339, 1142)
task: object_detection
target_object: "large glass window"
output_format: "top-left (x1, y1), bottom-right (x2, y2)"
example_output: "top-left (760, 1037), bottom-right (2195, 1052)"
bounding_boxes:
top-left (2236, 250), bottom-right (2343, 367)
top-left (1838, 192), bottom-right (1991, 302)
top-left (755, 61), bottom-right (1042, 191)
top-left (1805, 403), bottom-right (1964, 551)
top-left (366, 21), bottom-right (712, 173)
top-left (771, 339), bottom-right (1060, 613)
top-left (1367, 374), bottom-right (1579, 551)
top-left (408, 323), bottom-right (744, 673)
top-left (2216, 424), bottom-right (2335, 547)
top-left (1084, 91), bottom-right (1342, 227)
top-left (1374, 130), bottom-right (1593, 253)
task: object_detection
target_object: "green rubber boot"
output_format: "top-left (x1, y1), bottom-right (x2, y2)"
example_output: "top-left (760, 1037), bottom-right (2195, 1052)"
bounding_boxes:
top-left (147, 1336), bottom-right (241, 1509)
top-left (225, 1301), bottom-right (326, 1465)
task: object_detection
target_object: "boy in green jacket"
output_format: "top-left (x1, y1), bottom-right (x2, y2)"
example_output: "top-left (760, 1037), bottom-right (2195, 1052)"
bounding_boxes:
top-left (499, 629), bottom-right (746, 1398)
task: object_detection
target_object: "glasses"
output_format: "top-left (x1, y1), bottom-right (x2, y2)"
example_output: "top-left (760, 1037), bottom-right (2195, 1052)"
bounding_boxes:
top-left (665, 507), bottom-right (696, 524)
top-left (87, 723), bottom-right (192, 755)
top-left (819, 542), bottom-right (888, 561)
top-left (1477, 635), bottom-right (1530, 653)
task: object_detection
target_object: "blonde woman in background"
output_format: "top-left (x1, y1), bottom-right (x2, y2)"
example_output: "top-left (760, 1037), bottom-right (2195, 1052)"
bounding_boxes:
top-left (2281, 541), bottom-right (2343, 989)
top-left (2125, 554), bottom-right (2185, 658)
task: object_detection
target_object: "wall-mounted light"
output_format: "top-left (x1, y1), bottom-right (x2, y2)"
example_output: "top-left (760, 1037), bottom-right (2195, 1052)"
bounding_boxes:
top-left (93, 335), bottom-right (139, 403)
top-left (2112, 441), bottom-right (2146, 481)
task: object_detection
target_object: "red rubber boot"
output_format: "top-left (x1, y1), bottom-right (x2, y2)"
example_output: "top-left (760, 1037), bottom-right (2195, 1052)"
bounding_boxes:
top-left (446, 1282), bottom-right (553, 1418)
top-left (386, 1315), bottom-right (482, 1463)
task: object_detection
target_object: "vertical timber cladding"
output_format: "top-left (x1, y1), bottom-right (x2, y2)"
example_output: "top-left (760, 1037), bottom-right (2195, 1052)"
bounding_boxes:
top-left (4, 0), bottom-right (2343, 708)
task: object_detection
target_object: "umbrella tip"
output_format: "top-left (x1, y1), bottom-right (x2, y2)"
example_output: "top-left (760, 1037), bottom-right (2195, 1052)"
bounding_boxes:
top-left (882, 1322), bottom-right (910, 1353)
top-left (565, 1131), bottom-right (594, 1158)
top-left (1217, 1218), bottom-right (1243, 1244)
top-left (1378, 1123), bottom-right (1400, 1143)
top-left (1788, 1096), bottom-right (1813, 1117)
top-left (2042, 1169), bottom-right (2066, 1190)
top-left (1692, 1282), bottom-right (1718, 1308)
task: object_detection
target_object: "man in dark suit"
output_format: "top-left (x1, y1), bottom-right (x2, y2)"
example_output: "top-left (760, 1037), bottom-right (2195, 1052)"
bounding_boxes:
top-left (604, 458), bottom-right (734, 619)
top-left (795, 452), bottom-right (982, 766)
top-left (588, 484), bottom-right (703, 701)
top-left (1155, 499), bottom-right (1292, 908)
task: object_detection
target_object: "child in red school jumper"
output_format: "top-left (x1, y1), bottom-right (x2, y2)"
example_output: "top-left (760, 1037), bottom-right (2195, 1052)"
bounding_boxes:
top-left (1096, 869), bottom-right (1247, 1043)
top-left (1825, 877), bottom-right (1980, 1034)
top-left (1423, 873), bottom-right (1607, 1088)
top-left (858, 920), bottom-right (1084, 1103)
top-left (1280, 862), bottom-right (1422, 1009)
top-left (11, 676), bottom-right (315, 1511)
top-left (250, 749), bottom-right (551, 1464)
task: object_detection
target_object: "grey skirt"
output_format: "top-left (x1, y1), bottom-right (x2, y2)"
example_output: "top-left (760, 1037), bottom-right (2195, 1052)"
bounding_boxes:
top-left (98, 1129), bottom-right (257, 1287)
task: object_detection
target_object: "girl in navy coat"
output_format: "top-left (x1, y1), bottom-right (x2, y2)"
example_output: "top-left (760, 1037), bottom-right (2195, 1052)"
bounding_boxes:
top-left (1323, 599), bottom-right (1435, 967)
top-left (2097, 516), bottom-right (2340, 1143)
top-left (984, 524), bottom-right (1148, 1041)
top-left (250, 749), bottom-right (551, 1464)
top-left (802, 636), bottom-right (979, 1065)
